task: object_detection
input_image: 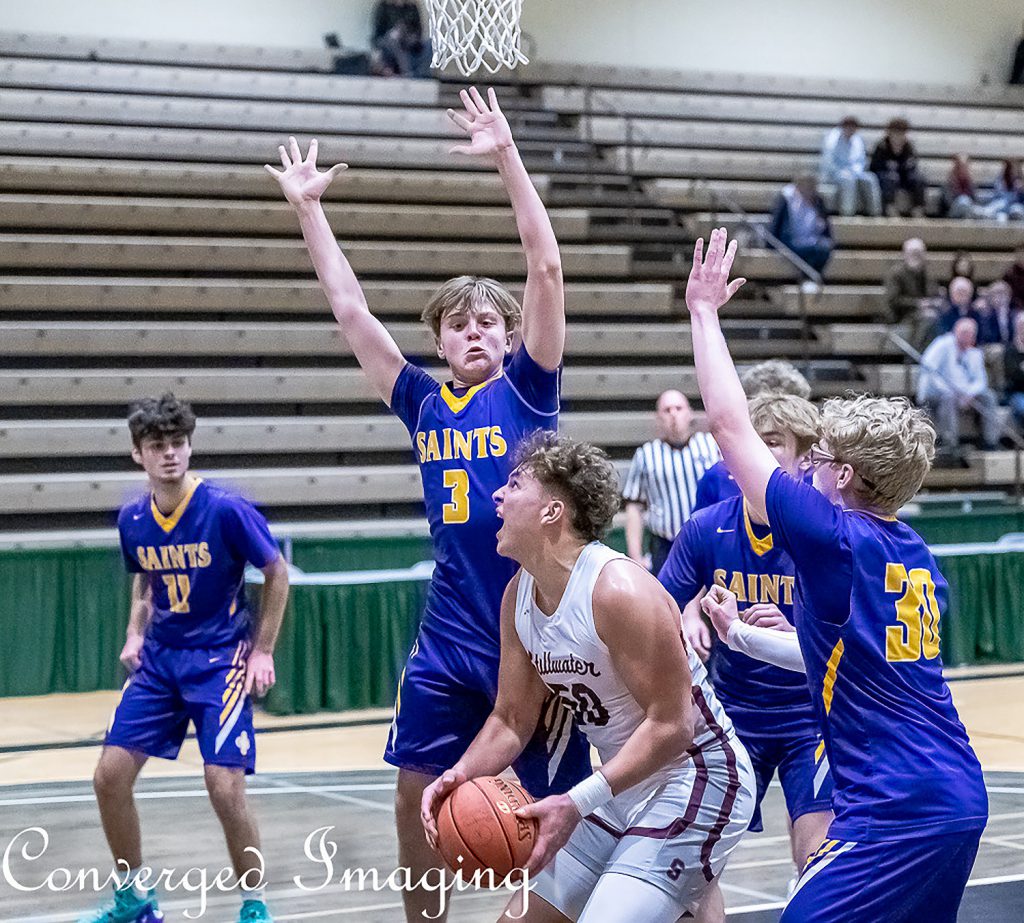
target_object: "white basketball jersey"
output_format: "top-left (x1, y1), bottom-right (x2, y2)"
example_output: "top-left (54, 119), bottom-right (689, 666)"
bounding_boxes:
top-left (514, 541), bottom-right (735, 772)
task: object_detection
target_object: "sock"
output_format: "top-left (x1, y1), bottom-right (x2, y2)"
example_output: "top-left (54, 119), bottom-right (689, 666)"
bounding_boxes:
top-left (118, 867), bottom-right (146, 900)
top-left (241, 887), bottom-right (266, 905)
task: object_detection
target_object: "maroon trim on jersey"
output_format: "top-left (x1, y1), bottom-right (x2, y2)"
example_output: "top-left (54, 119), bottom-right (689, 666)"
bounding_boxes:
top-left (621, 748), bottom-right (709, 840)
top-left (692, 685), bottom-right (742, 881)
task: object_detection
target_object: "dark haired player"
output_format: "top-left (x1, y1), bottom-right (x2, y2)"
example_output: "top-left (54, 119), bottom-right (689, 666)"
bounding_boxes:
top-left (78, 394), bottom-right (289, 923)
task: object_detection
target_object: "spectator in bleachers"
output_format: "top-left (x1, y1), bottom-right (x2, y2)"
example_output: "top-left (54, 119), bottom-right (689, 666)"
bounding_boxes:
top-left (769, 174), bottom-right (833, 285)
top-left (945, 155), bottom-right (984, 219)
top-left (885, 237), bottom-right (941, 347)
top-left (949, 250), bottom-right (976, 286)
top-left (371, 0), bottom-right (432, 77)
top-left (981, 280), bottom-right (1017, 346)
top-left (936, 276), bottom-right (981, 335)
top-left (1003, 244), bottom-right (1024, 309)
top-left (1003, 313), bottom-right (1024, 428)
top-left (870, 118), bottom-right (927, 218)
top-left (1010, 21), bottom-right (1024, 85)
top-left (988, 159), bottom-right (1024, 221)
top-left (819, 116), bottom-right (882, 217)
top-left (918, 317), bottom-right (1001, 458)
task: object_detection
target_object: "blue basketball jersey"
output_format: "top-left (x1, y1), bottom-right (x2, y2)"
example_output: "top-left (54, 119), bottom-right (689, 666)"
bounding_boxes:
top-left (693, 460), bottom-right (740, 513)
top-left (658, 496), bottom-right (819, 740)
top-left (765, 469), bottom-right (988, 841)
top-left (390, 347), bottom-right (559, 655)
top-left (118, 478), bottom-right (280, 650)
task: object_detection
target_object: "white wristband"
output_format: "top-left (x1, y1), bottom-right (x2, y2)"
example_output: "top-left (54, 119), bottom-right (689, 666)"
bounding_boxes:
top-left (566, 771), bottom-right (613, 818)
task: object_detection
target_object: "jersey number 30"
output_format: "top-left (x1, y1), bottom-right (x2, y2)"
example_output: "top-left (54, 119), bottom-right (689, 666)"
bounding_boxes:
top-left (884, 563), bottom-right (940, 662)
top-left (442, 469), bottom-right (470, 524)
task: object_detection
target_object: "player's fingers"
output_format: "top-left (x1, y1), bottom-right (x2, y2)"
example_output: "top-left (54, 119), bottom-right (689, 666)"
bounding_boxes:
top-left (726, 278), bottom-right (747, 299)
top-left (327, 162), bottom-right (349, 181)
top-left (278, 145), bottom-right (291, 170)
top-left (487, 86), bottom-right (502, 112)
top-left (288, 135), bottom-right (302, 165)
top-left (721, 238), bottom-right (738, 276)
top-left (306, 137), bottom-right (318, 166)
top-left (446, 108), bottom-right (473, 132)
top-left (448, 144), bottom-right (475, 157)
top-left (459, 88), bottom-right (481, 117)
top-left (263, 163), bottom-right (283, 178)
top-left (692, 237), bottom-right (704, 270)
top-left (244, 668), bottom-right (255, 695)
top-left (468, 85), bottom-right (488, 113)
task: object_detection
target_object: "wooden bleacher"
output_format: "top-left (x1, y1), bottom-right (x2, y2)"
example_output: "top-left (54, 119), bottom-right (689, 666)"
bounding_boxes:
top-left (0, 31), bottom-right (1021, 532)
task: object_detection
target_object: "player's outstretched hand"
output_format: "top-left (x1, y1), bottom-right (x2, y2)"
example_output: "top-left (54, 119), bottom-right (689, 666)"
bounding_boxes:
top-left (245, 650), bottom-right (276, 698)
top-left (447, 87), bottom-right (515, 158)
top-left (265, 137), bottom-right (347, 208)
top-left (685, 226), bottom-right (746, 315)
top-left (742, 603), bottom-right (795, 632)
top-left (119, 631), bottom-right (144, 673)
top-left (701, 584), bottom-right (740, 643)
top-left (421, 768), bottom-right (467, 850)
top-left (515, 794), bottom-right (581, 874)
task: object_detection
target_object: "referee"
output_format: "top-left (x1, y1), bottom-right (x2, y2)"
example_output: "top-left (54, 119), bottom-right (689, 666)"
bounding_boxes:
top-left (622, 389), bottom-right (721, 574)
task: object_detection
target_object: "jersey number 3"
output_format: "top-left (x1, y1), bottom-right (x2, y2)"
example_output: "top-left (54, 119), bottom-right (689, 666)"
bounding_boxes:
top-left (884, 563), bottom-right (940, 662)
top-left (162, 574), bottom-right (192, 613)
top-left (442, 469), bottom-right (469, 524)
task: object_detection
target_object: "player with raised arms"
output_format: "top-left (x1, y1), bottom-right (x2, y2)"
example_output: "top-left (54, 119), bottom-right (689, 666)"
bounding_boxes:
top-left (659, 391), bottom-right (833, 920)
top-left (422, 432), bottom-right (755, 923)
top-left (79, 394), bottom-right (290, 923)
top-left (684, 228), bottom-right (988, 922)
top-left (267, 87), bottom-right (589, 921)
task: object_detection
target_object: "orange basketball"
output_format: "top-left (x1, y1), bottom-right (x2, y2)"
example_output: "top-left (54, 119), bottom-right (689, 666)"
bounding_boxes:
top-left (436, 776), bottom-right (537, 878)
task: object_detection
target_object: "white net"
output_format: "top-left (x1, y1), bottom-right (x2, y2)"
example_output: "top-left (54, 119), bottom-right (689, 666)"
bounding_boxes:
top-left (424, 0), bottom-right (528, 77)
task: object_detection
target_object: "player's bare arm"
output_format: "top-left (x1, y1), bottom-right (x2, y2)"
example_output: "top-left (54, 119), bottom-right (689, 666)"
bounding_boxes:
top-left (449, 87), bottom-right (565, 370)
top-left (120, 574), bottom-right (152, 672)
top-left (421, 573), bottom-right (548, 847)
top-left (266, 137), bottom-right (406, 405)
top-left (591, 561), bottom-right (694, 792)
top-left (245, 553), bottom-right (290, 698)
top-left (685, 228), bottom-right (779, 520)
top-left (682, 592), bottom-right (712, 660)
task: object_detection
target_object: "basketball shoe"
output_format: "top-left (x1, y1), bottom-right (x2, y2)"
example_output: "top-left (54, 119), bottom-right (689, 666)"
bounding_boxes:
top-left (238, 898), bottom-right (274, 922)
top-left (76, 885), bottom-right (162, 923)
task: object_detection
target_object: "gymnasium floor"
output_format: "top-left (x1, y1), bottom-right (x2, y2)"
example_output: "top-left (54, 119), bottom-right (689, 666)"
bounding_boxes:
top-left (2, 671), bottom-right (1022, 922)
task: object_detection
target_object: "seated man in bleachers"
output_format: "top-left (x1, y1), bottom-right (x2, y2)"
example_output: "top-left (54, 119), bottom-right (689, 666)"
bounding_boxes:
top-left (936, 276), bottom-right (981, 336)
top-left (917, 317), bottom-right (1001, 461)
top-left (885, 238), bottom-right (942, 347)
top-left (819, 116), bottom-right (882, 217)
top-left (870, 118), bottom-right (927, 218)
top-left (769, 174), bottom-right (833, 287)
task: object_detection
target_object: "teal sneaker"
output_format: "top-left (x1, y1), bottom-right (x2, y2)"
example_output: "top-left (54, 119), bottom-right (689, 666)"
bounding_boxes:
top-left (238, 899), bottom-right (274, 922)
top-left (76, 886), bottom-right (163, 923)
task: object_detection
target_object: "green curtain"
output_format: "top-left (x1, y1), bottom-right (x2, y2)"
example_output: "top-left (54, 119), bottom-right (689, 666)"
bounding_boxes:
top-left (0, 548), bottom-right (130, 696)
top-left (289, 535), bottom-right (434, 573)
top-left (908, 509), bottom-right (1024, 545)
top-left (261, 579), bottom-right (427, 715)
top-left (935, 550), bottom-right (1024, 666)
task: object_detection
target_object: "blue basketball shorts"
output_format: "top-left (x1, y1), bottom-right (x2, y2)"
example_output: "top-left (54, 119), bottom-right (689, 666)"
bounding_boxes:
top-left (384, 624), bottom-right (591, 797)
top-left (781, 827), bottom-right (983, 923)
top-left (742, 732), bottom-right (834, 832)
top-left (105, 638), bottom-right (256, 774)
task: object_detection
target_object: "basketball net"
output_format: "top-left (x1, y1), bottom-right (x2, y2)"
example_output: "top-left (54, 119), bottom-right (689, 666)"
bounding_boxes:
top-left (424, 0), bottom-right (529, 76)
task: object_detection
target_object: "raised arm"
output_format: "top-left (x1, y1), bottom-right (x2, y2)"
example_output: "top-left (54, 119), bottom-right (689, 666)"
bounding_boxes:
top-left (266, 137), bottom-right (406, 405)
top-left (685, 228), bottom-right (780, 520)
top-left (448, 87), bottom-right (565, 370)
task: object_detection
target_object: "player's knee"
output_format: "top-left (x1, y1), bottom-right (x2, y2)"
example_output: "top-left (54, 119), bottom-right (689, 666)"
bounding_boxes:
top-left (93, 753), bottom-right (136, 801)
top-left (204, 765), bottom-right (246, 813)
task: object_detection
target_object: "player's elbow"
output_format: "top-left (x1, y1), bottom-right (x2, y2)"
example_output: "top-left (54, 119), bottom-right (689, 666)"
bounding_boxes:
top-left (528, 258), bottom-right (563, 283)
top-left (262, 554), bottom-right (289, 583)
top-left (652, 710), bottom-right (694, 765)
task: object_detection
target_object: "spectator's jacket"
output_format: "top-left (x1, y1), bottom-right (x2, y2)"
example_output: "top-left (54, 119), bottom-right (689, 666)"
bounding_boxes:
top-left (978, 306), bottom-right (1017, 346)
top-left (1005, 263), bottom-right (1024, 310)
top-left (1003, 342), bottom-right (1024, 395)
top-left (885, 263), bottom-right (934, 323)
top-left (769, 185), bottom-right (833, 251)
top-left (917, 333), bottom-right (989, 403)
top-left (936, 302), bottom-right (984, 337)
top-left (820, 128), bottom-right (868, 178)
top-left (870, 138), bottom-right (920, 177)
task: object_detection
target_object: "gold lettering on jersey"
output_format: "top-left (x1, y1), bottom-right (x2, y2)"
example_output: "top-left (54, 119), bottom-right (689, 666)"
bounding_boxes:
top-left (415, 426), bottom-right (509, 464)
top-left (713, 569), bottom-right (795, 606)
top-left (136, 542), bottom-right (212, 572)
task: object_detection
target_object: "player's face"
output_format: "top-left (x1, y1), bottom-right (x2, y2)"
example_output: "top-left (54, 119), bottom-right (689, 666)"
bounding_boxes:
top-left (131, 434), bottom-right (192, 484)
top-left (437, 305), bottom-right (511, 386)
top-left (493, 466), bottom-right (549, 560)
top-left (759, 429), bottom-right (803, 478)
top-left (810, 441), bottom-right (843, 503)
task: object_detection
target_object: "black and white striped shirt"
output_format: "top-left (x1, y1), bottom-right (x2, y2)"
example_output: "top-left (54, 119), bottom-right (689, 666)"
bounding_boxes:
top-left (621, 433), bottom-right (722, 540)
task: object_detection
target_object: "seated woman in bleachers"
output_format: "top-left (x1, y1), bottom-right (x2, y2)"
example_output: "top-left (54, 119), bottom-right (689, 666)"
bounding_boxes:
top-left (768, 174), bottom-right (833, 286)
top-left (986, 158), bottom-right (1024, 222)
top-left (945, 155), bottom-right (985, 219)
top-left (819, 116), bottom-right (882, 217)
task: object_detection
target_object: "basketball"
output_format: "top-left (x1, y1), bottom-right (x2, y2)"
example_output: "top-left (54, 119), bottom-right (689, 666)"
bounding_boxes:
top-left (435, 776), bottom-right (537, 877)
